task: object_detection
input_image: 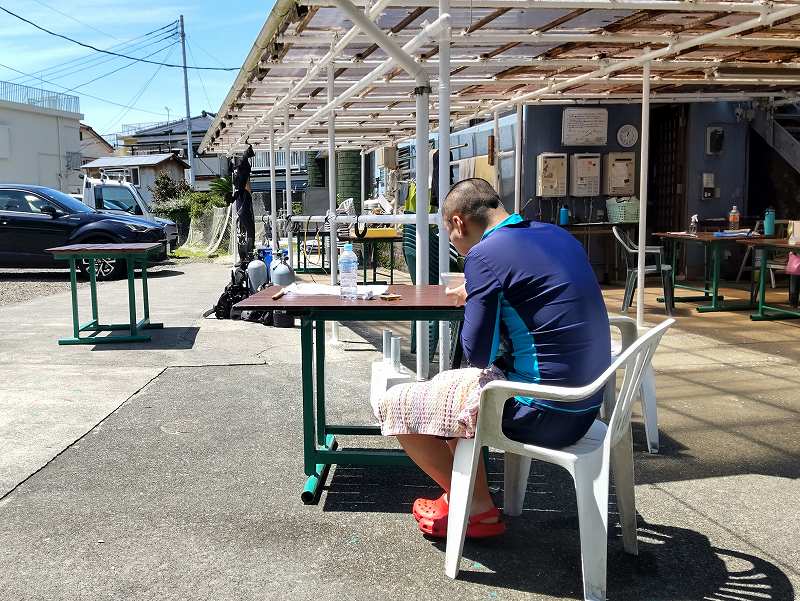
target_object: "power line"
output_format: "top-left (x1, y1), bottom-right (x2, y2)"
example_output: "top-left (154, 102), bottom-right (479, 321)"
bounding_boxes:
top-left (11, 23), bottom-right (178, 85)
top-left (0, 60), bottom-right (169, 117)
top-left (186, 40), bottom-right (214, 112)
top-left (103, 45), bottom-right (178, 131)
top-left (29, 0), bottom-right (122, 41)
top-left (0, 6), bottom-right (239, 71)
top-left (72, 40), bottom-right (179, 90)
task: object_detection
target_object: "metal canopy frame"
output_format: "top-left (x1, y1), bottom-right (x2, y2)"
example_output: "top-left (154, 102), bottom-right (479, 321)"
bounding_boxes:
top-left (203, 0), bottom-right (800, 353)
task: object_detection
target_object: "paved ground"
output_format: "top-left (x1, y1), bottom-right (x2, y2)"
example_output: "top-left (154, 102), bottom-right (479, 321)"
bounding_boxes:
top-left (0, 265), bottom-right (798, 600)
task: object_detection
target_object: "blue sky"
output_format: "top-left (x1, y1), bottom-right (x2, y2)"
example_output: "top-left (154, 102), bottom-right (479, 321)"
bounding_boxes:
top-left (0, 0), bottom-right (273, 137)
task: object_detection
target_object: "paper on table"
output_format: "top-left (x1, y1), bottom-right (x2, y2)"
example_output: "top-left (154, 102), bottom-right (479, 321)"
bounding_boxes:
top-left (284, 283), bottom-right (389, 297)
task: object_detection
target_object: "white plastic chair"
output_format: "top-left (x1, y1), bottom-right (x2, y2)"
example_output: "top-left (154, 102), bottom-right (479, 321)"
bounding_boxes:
top-left (609, 316), bottom-right (660, 454)
top-left (444, 319), bottom-right (674, 601)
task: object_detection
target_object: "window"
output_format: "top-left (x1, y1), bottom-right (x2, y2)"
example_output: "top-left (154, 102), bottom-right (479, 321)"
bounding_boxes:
top-left (130, 167), bottom-right (140, 187)
top-left (94, 186), bottom-right (137, 213)
top-left (0, 190), bottom-right (47, 213)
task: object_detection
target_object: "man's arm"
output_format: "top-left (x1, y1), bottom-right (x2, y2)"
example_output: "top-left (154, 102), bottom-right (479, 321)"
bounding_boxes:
top-left (461, 254), bottom-right (502, 369)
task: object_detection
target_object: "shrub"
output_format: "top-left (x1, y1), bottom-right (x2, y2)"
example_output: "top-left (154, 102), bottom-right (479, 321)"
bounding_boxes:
top-left (149, 170), bottom-right (191, 205)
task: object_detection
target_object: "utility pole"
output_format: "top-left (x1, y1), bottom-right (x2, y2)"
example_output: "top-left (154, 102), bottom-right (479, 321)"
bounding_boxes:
top-left (179, 15), bottom-right (195, 186)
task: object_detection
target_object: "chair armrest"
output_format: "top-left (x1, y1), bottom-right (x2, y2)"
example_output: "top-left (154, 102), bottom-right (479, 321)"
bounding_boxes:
top-left (480, 377), bottom-right (609, 405)
top-left (609, 315), bottom-right (638, 353)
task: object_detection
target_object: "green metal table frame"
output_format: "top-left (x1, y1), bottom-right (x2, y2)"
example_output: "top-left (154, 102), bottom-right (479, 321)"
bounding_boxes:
top-left (296, 306), bottom-right (464, 504)
top-left (54, 249), bottom-right (163, 345)
top-left (660, 237), bottom-right (753, 313)
top-left (750, 244), bottom-right (800, 321)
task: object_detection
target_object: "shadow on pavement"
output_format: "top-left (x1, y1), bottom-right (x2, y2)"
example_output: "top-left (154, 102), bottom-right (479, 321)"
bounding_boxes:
top-left (89, 326), bottom-right (199, 351)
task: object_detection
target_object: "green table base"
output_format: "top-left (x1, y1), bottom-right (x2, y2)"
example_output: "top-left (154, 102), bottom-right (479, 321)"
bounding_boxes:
top-left (750, 246), bottom-right (800, 321)
top-left (297, 307), bottom-right (465, 504)
top-left (55, 251), bottom-right (160, 345)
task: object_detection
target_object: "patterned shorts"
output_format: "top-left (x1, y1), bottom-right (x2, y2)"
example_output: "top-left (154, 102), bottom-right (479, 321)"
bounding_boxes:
top-left (373, 366), bottom-right (506, 439)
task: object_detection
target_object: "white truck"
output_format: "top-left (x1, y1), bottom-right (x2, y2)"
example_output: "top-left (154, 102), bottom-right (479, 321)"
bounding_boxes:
top-left (80, 173), bottom-right (179, 250)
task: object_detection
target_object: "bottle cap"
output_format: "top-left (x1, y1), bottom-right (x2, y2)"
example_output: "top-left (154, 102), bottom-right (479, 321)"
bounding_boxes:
top-left (344, 243), bottom-right (353, 252)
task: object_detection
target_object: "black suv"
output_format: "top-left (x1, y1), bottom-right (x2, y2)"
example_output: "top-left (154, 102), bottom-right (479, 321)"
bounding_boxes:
top-left (0, 184), bottom-right (168, 280)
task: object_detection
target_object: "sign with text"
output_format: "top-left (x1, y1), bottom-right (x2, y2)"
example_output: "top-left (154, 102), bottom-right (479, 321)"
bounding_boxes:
top-left (561, 108), bottom-right (608, 146)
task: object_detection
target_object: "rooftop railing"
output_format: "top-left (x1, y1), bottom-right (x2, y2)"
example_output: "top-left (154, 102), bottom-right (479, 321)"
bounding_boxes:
top-left (0, 80), bottom-right (80, 114)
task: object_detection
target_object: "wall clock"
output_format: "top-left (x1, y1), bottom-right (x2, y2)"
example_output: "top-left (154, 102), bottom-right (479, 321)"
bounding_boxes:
top-left (617, 124), bottom-right (639, 148)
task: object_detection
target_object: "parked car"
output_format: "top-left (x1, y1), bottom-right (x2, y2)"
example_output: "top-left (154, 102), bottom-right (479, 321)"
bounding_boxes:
top-left (0, 184), bottom-right (168, 280)
top-left (80, 174), bottom-right (179, 250)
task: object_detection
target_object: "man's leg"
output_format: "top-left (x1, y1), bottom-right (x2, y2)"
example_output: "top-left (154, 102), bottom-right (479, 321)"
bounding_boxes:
top-left (397, 434), bottom-right (497, 518)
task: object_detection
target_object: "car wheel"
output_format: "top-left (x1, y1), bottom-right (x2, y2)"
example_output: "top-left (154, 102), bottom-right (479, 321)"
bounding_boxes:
top-left (77, 246), bottom-right (127, 281)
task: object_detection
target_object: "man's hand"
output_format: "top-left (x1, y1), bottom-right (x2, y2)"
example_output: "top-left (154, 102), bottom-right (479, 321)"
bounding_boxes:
top-left (445, 282), bottom-right (468, 304)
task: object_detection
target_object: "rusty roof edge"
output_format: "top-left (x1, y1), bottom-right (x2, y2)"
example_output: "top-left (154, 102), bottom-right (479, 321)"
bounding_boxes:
top-left (199, 0), bottom-right (299, 155)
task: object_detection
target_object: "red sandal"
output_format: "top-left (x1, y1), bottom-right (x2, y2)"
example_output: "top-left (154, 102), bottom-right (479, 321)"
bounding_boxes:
top-left (412, 494), bottom-right (448, 522)
top-left (417, 507), bottom-right (506, 539)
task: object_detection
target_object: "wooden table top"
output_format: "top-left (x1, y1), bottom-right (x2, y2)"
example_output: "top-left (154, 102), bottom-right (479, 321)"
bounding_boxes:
top-left (654, 231), bottom-right (763, 242)
top-left (46, 243), bottom-right (163, 255)
top-left (235, 284), bottom-right (464, 312)
top-left (736, 238), bottom-right (797, 250)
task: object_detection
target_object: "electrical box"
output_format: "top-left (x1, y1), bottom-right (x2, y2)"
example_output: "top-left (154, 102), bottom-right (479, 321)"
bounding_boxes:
top-left (536, 153), bottom-right (567, 197)
top-left (570, 153), bottom-right (601, 197)
top-left (603, 152), bottom-right (635, 196)
top-left (376, 145), bottom-right (397, 170)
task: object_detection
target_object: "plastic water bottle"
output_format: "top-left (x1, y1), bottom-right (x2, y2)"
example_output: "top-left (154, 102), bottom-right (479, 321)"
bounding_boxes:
top-left (764, 208), bottom-right (776, 236)
top-left (338, 243), bottom-right (359, 299)
top-left (729, 205), bottom-right (740, 230)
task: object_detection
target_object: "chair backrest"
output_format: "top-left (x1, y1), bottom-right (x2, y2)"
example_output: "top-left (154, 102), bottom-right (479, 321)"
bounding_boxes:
top-left (606, 318), bottom-right (674, 448)
top-left (612, 225), bottom-right (637, 254)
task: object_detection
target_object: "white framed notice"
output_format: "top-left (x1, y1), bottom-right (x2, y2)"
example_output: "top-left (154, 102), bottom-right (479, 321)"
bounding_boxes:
top-left (561, 108), bottom-right (608, 146)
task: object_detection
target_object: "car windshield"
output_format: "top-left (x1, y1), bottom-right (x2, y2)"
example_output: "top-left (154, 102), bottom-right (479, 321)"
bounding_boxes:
top-left (96, 186), bottom-right (138, 213)
top-left (43, 189), bottom-right (93, 213)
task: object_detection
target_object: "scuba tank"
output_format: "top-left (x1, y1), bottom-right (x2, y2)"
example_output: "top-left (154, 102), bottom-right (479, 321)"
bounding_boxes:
top-left (246, 258), bottom-right (269, 293)
top-left (270, 251), bottom-right (295, 287)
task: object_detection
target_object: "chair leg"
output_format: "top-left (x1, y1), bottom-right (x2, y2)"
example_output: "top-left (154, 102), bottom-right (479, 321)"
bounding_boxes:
top-left (573, 452), bottom-right (609, 601)
top-left (622, 271), bottom-right (636, 313)
top-left (502, 452), bottom-right (531, 517)
top-left (445, 437), bottom-right (481, 579)
top-left (610, 426), bottom-right (638, 556)
top-left (769, 268), bottom-right (776, 289)
top-left (640, 365), bottom-right (659, 454)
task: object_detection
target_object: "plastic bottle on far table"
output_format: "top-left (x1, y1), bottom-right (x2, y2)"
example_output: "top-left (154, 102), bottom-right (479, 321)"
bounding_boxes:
top-left (339, 243), bottom-right (359, 299)
top-left (728, 205), bottom-right (740, 230)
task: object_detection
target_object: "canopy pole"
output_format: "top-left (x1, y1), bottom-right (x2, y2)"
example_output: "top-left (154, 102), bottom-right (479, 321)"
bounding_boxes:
top-left (494, 110), bottom-right (502, 199)
top-left (269, 119), bottom-right (278, 252)
top-left (415, 84), bottom-right (431, 380)
top-left (514, 103), bottom-right (523, 214)
top-left (284, 106), bottom-right (294, 268)
top-left (438, 0), bottom-right (451, 374)
top-left (636, 55), bottom-right (651, 329)
top-left (328, 66), bottom-right (340, 342)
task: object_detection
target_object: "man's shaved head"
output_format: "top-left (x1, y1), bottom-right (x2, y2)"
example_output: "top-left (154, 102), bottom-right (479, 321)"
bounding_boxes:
top-left (442, 178), bottom-right (501, 227)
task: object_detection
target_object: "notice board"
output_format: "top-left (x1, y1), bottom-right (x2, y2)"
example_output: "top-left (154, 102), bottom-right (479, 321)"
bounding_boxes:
top-left (561, 108), bottom-right (608, 146)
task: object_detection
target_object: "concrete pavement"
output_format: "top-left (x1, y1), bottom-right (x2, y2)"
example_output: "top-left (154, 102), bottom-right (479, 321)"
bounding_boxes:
top-left (0, 266), bottom-right (798, 600)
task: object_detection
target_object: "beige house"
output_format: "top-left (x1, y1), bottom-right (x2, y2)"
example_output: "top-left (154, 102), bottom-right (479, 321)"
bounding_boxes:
top-left (79, 123), bottom-right (114, 166)
top-left (0, 81), bottom-right (82, 193)
top-left (81, 153), bottom-right (190, 205)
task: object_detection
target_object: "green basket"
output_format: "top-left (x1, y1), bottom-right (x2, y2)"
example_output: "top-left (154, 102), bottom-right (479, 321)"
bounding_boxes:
top-left (606, 198), bottom-right (640, 224)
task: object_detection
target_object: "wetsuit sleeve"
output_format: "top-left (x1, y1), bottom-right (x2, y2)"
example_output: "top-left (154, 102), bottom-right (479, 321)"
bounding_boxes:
top-left (461, 254), bottom-right (502, 369)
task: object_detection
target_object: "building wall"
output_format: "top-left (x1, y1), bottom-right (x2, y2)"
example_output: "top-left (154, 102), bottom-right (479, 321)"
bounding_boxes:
top-left (0, 100), bottom-right (82, 193)
top-left (138, 163), bottom-right (185, 205)
top-left (80, 127), bottom-right (113, 163)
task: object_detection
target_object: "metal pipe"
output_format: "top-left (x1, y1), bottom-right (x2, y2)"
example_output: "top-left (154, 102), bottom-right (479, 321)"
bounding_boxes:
top-left (279, 31), bottom-right (800, 49)
top-left (438, 0), bottom-right (451, 374)
top-left (334, 0), bottom-right (426, 81)
top-left (284, 106), bottom-right (294, 268)
top-left (179, 15), bottom-right (194, 185)
top-left (298, 0), bottom-right (786, 13)
top-left (493, 110), bottom-right (501, 200)
top-left (290, 213), bottom-right (442, 224)
top-left (269, 119), bottom-right (278, 252)
top-left (416, 84), bottom-right (431, 381)
top-left (277, 14), bottom-right (450, 145)
top-left (230, 0), bottom-right (393, 150)
top-left (514, 104), bottom-right (522, 214)
top-left (360, 149), bottom-right (366, 206)
top-left (328, 66), bottom-right (339, 288)
top-left (636, 57), bottom-right (651, 329)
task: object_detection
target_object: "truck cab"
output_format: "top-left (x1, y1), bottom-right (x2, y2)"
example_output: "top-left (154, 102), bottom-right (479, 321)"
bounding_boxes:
top-left (81, 172), bottom-right (179, 250)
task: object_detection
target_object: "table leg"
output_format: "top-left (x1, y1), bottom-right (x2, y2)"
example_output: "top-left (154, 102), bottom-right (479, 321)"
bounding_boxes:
top-left (710, 244), bottom-right (720, 309)
top-left (755, 248), bottom-right (768, 319)
top-left (127, 259), bottom-right (137, 337)
top-left (315, 320), bottom-right (327, 447)
top-left (363, 243), bottom-right (368, 284)
top-left (88, 258), bottom-right (99, 323)
top-left (69, 257), bottom-right (80, 339)
top-left (372, 241), bottom-right (377, 284)
top-left (141, 260), bottom-right (150, 321)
